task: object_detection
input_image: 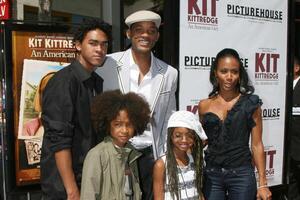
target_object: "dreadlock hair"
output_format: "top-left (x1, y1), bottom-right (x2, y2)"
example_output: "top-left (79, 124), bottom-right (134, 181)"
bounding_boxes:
top-left (165, 127), bottom-right (204, 199)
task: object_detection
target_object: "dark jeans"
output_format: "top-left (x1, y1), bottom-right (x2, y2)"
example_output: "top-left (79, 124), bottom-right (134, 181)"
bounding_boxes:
top-left (138, 146), bottom-right (155, 200)
top-left (288, 158), bottom-right (300, 200)
top-left (204, 164), bottom-right (257, 200)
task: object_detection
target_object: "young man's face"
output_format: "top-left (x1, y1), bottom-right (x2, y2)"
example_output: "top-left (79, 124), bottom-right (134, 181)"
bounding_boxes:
top-left (127, 21), bottom-right (159, 54)
top-left (75, 28), bottom-right (108, 72)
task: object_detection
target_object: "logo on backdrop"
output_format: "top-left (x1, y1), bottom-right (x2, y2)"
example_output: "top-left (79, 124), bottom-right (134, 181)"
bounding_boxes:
top-left (254, 48), bottom-right (280, 85)
top-left (262, 107), bottom-right (280, 120)
top-left (255, 148), bottom-right (276, 179)
top-left (184, 55), bottom-right (215, 70)
top-left (265, 148), bottom-right (276, 178)
top-left (187, 0), bottom-right (219, 31)
top-left (184, 55), bottom-right (249, 70)
top-left (187, 105), bottom-right (198, 114)
top-left (227, 4), bottom-right (283, 24)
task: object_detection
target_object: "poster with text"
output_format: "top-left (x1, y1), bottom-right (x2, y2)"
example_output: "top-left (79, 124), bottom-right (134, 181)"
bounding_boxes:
top-left (12, 30), bottom-right (76, 185)
top-left (179, 0), bottom-right (287, 186)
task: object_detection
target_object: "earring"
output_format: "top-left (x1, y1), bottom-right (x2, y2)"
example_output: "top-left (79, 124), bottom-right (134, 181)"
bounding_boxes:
top-left (240, 85), bottom-right (246, 93)
top-left (239, 79), bottom-right (246, 93)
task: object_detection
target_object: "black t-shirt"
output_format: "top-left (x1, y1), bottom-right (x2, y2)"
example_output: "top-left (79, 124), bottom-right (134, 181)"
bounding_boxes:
top-left (202, 94), bottom-right (262, 168)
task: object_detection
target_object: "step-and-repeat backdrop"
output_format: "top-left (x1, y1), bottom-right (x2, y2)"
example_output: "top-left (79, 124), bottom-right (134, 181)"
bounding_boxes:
top-left (179, 0), bottom-right (287, 186)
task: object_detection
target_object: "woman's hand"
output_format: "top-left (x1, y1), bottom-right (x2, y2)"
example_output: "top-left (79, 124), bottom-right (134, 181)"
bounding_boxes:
top-left (256, 186), bottom-right (272, 200)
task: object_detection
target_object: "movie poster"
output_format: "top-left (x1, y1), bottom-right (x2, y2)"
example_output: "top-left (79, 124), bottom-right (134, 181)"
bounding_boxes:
top-left (18, 60), bottom-right (65, 140)
top-left (18, 59), bottom-right (68, 168)
top-left (12, 31), bottom-right (76, 185)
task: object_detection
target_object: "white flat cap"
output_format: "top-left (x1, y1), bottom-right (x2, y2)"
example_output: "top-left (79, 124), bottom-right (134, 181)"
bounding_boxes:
top-left (167, 111), bottom-right (207, 140)
top-left (125, 10), bottom-right (161, 28)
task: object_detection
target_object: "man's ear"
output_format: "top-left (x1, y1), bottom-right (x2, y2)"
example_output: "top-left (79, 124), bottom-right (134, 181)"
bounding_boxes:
top-left (126, 30), bottom-right (131, 39)
top-left (296, 65), bottom-right (300, 73)
top-left (156, 32), bottom-right (160, 42)
top-left (75, 41), bottom-right (81, 51)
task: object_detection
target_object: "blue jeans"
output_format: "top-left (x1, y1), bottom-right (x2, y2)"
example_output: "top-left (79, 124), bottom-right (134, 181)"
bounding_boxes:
top-left (204, 164), bottom-right (257, 200)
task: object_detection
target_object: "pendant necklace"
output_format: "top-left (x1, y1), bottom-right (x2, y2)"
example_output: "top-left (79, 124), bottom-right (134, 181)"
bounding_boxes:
top-left (178, 160), bottom-right (197, 200)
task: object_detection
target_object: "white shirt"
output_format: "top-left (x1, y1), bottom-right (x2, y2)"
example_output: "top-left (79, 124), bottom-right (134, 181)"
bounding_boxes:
top-left (293, 76), bottom-right (300, 89)
top-left (129, 50), bottom-right (155, 149)
top-left (293, 77), bottom-right (300, 116)
top-left (162, 154), bottom-right (199, 200)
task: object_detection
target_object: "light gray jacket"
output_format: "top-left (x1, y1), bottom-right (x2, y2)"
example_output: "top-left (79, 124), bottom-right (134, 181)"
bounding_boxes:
top-left (96, 49), bottom-right (178, 158)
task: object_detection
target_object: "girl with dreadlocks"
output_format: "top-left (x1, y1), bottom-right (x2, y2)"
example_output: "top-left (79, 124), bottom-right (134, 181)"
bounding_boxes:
top-left (153, 111), bottom-right (207, 200)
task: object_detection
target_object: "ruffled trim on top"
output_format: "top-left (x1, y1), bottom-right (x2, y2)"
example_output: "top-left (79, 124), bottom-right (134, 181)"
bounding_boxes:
top-left (224, 94), bottom-right (262, 132)
top-left (247, 95), bottom-right (263, 128)
top-left (202, 94), bottom-right (262, 153)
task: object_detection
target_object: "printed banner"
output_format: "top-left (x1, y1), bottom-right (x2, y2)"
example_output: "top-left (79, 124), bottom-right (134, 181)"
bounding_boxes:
top-left (179, 0), bottom-right (287, 186)
top-left (12, 30), bottom-right (76, 185)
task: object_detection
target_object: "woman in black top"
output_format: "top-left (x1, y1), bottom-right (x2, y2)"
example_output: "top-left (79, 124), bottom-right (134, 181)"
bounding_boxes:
top-left (198, 48), bottom-right (272, 200)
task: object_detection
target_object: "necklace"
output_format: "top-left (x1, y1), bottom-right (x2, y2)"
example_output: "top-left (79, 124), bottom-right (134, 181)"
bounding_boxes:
top-left (178, 161), bottom-right (197, 200)
top-left (179, 167), bottom-right (190, 199)
top-left (218, 93), bottom-right (240, 106)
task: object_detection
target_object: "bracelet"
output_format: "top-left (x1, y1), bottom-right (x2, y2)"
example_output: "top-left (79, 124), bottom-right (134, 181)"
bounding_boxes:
top-left (257, 185), bottom-right (268, 189)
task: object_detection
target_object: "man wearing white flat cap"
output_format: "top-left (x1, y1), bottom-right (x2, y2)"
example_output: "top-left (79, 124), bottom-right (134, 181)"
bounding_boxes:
top-left (97, 10), bottom-right (178, 200)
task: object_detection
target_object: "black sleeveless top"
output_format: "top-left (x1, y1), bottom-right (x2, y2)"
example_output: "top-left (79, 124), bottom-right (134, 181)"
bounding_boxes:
top-left (202, 94), bottom-right (262, 167)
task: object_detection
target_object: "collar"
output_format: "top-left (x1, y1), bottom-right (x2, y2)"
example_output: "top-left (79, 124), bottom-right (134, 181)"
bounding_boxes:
top-left (129, 49), bottom-right (154, 77)
top-left (72, 60), bottom-right (93, 82)
top-left (104, 136), bottom-right (142, 162)
top-left (294, 76), bottom-right (300, 89)
top-left (104, 136), bottom-right (132, 159)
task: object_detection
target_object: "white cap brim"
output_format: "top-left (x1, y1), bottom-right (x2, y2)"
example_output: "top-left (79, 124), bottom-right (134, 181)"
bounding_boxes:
top-left (125, 10), bottom-right (161, 28)
top-left (167, 111), bottom-right (207, 140)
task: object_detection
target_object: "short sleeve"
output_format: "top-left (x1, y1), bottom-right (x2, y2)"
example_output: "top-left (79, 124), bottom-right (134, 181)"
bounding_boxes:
top-left (246, 95), bottom-right (263, 128)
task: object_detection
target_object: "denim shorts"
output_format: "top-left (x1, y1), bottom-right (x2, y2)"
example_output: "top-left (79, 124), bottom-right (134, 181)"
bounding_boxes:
top-left (203, 164), bottom-right (257, 200)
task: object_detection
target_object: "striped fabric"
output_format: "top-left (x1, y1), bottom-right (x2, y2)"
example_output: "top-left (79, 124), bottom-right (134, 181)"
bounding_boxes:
top-left (162, 154), bottom-right (199, 200)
